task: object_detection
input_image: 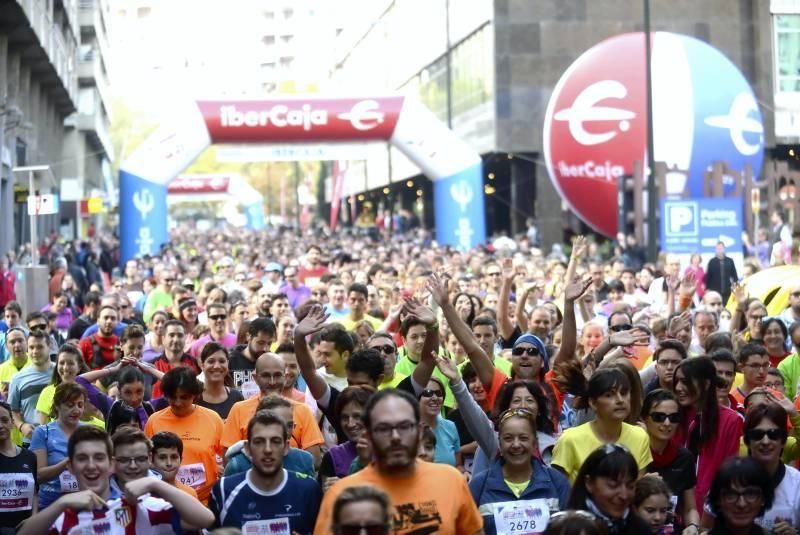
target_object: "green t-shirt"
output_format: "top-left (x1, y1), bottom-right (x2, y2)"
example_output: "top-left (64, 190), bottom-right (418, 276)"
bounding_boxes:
top-left (778, 352), bottom-right (800, 399)
top-left (143, 289), bottom-right (174, 323)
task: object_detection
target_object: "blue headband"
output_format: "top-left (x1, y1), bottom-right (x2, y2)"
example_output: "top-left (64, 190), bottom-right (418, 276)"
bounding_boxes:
top-left (513, 334), bottom-right (549, 372)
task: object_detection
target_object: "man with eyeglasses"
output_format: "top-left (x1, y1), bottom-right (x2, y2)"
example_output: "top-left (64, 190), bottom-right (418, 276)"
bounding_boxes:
top-left (110, 427), bottom-right (163, 493)
top-left (143, 268), bottom-right (176, 323)
top-left (732, 344), bottom-right (782, 411)
top-left (8, 330), bottom-right (53, 445)
top-left (645, 340), bottom-right (688, 394)
top-left (313, 389), bottom-right (483, 535)
top-left (190, 303), bottom-right (237, 358)
top-left (780, 284), bottom-right (800, 329)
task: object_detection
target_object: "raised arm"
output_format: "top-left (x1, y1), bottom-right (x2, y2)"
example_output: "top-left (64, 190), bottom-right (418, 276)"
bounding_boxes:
top-left (552, 275), bottom-right (593, 366)
top-left (514, 287), bottom-right (531, 335)
top-left (293, 305), bottom-right (331, 401)
top-left (497, 258), bottom-right (516, 340)
top-left (403, 297), bottom-right (439, 391)
top-left (563, 236), bottom-right (587, 292)
top-left (428, 273), bottom-right (494, 388)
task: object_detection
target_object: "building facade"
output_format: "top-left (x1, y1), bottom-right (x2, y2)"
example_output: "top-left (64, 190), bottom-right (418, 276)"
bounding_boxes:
top-left (326, 0), bottom-right (798, 248)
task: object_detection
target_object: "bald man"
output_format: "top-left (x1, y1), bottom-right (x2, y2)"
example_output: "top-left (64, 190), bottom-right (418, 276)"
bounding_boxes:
top-left (221, 353), bottom-right (324, 466)
top-left (702, 291), bottom-right (724, 314)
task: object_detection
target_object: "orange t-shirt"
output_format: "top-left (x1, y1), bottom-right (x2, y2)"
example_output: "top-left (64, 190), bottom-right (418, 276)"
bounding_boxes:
top-left (314, 461), bottom-right (482, 535)
top-left (221, 395), bottom-right (324, 451)
top-left (734, 386), bottom-right (784, 409)
top-left (144, 405), bottom-right (223, 504)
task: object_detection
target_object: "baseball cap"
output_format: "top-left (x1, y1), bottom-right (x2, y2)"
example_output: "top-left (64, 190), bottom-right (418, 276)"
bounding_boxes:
top-left (265, 262), bottom-right (282, 273)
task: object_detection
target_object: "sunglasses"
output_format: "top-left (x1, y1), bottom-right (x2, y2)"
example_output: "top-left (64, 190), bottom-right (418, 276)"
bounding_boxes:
top-left (370, 344), bottom-right (396, 355)
top-left (334, 525), bottom-right (391, 535)
top-left (648, 412), bottom-right (681, 424)
top-left (609, 324), bottom-right (633, 333)
top-left (28, 323), bottom-right (47, 331)
top-left (420, 389), bottom-right (444, 398)
top-left (746, 428), bottom-right (786, 442)
top-left (512, 346), bottom-right (540, 357)
top-left (209, 315), bottom-right (227, 321)
top-left (164, 278), bottom-right (175, 283)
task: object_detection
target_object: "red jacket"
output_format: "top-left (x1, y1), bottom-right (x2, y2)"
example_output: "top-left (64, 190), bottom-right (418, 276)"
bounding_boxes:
top-left (78, 334), bottom-right (119, 370)
top-left (0, 270), bottom-right (15, 308)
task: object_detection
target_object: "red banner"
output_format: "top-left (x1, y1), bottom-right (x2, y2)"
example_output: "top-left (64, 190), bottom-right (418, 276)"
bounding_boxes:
top-left (196, 97), bottom-right (404, 144)
top-left (167, 176), bottom-right (231, 194)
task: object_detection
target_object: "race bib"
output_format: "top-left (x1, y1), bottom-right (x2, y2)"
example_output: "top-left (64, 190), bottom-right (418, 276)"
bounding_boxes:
top-left (669, 494), bottom-right (678, 513)
top-left (177, 463), bottom-right (206, 489)
top-left (759, 506), bottom-right (795, 530)
top-left (493, 499), bottom-right (550, 535)
top-left (241, 380), bottom-right (260, 399)
top-left (242, 518), bottom-right (291, 535)
top-left (59, 471), bottom-right (79, 493)
top-left (0, 472), bottom-right (34, 512)
top-left (67, 517), bottom-right (113, 535)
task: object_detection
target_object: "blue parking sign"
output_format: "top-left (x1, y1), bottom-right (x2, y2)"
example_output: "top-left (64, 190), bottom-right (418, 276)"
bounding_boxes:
top-left (661, 198), bottom-right (743, 255)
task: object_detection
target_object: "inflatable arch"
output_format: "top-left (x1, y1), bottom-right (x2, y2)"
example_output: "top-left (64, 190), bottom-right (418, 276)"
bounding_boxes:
top-left (119, 96), bottom-right (486, 264)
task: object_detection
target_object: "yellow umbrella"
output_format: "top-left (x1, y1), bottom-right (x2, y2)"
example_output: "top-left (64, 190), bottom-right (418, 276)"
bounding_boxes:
top-left (725, 265), bottom-right (800, 314)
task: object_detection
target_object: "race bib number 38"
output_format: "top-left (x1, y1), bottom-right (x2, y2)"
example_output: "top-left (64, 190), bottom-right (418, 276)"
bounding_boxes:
top-left (177, 463), bottom-right (207, 489)
top-left (0, 472), bottom-right (34, 512)
top-left (494, 499), bottom-right (550, 535)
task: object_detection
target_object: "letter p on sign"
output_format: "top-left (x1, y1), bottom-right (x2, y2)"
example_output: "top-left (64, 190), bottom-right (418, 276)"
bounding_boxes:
top-left (666, 202), bottom-right (697, 237)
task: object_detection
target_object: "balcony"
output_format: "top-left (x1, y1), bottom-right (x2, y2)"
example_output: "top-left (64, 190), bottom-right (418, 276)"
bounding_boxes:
top-left (75, 88), bottom-right (113, 160)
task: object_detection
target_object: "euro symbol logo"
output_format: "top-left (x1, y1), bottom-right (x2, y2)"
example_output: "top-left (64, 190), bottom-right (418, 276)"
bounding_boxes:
top-left (450, 182), bottom-right (473, 213)
top-left (553, 80), bottom-right (636, 146)
top-left (337, 100), bottom-right (385, 131)
top-left (703, 92), bottom-right (763, 156)
top-left (133, 189), bottom-right (155, 220)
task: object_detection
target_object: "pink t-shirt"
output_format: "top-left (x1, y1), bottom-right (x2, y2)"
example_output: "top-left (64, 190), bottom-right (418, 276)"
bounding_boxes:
top-left (672, 405), bottom-right (743, 513)
top-left (190, 333), bottom-right (238, 358)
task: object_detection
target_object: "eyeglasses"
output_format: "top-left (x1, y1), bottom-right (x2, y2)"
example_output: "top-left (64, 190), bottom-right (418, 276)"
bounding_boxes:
top-left (609, 324), bottom-right (633, 333)
top-left (28, 323), bottom-right (47, 331)
top-left (115, 455), bottom-right (150, 466)
top-left (749, 314), bottom-right (766, 321)
top-left (745, 363), bottom-right (770, 371)
top-left (512, 346), bottom-right (540, 357)
top-left (209, 315), bottom-right (227, 321)
top-left (745, 428), bottom-right (786, 442)
top-left (370, 344), bottom-right (396, 355)
top-left (420, 389), bottom-right (443, 399)
top-left (720, 488), bottom-right (763, 504)
top-left (334, 525), bottom-right (391, 535)
top-left (371, 420), bottom-right (417, 438)
top-left (164, 278), bottom-right (175, 283)
top-left (648, 412), bottom-right (681, 424)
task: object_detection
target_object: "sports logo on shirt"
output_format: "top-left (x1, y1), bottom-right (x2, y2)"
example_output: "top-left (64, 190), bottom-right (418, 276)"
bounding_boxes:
top-left (113, 506), bottom-right (132, 528)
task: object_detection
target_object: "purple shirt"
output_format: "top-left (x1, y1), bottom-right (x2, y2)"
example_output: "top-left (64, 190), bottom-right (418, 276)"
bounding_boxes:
top-left (189, 333), bottom-right (238, 358)
top-left (279, 283), bottom-right (312, 310)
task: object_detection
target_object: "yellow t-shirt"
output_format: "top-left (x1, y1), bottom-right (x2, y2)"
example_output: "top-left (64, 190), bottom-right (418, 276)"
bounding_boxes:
top-left (551, 421), bottom-right (652, 483)
top-left (340, 315), bottom-right (383, 332)
top-left (504, 479), bottom-right (529, 498)
top-left (0, 357), bottom-right (29, 387)
top-left (458, 354), bottom-right (513, 377)
top-left (380, 372), bottom-right (408, 390)
top-left (36, 384), bottom-right (56, 419)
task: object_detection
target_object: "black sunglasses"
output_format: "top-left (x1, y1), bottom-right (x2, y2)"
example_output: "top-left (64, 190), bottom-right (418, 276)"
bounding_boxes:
top-left (370, 344), bottom-right (396, 355)
top-left (648, 412), bottom-right (681, 424)
top-left (209, 315), bottom-right (227, 321)
top-left (420, 389), bottom-right (444, 398)
top-left (746, 428), bottom-right (786, 442)
top-left (28, 323), bottom-right (47, 331)
top-left (512, 346), bottom-right (540, 357)
top-left (609, 324), bottom-right (633, 333)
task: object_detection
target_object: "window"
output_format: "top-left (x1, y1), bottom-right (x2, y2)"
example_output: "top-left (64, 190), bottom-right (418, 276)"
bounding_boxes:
top-left (776, 14), bottom-right (800, 93)
top-left (450, 24), bottom-right (493, 116)
top-left (262, 35), bottom-right (275, 46)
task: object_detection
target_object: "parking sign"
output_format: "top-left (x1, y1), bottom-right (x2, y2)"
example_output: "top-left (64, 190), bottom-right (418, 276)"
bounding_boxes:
top-left (661, 198), bottom-right (743, 257)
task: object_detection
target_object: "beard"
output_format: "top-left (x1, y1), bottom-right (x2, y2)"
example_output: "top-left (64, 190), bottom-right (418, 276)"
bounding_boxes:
top-left (372, 437), bottom-right (418, 469)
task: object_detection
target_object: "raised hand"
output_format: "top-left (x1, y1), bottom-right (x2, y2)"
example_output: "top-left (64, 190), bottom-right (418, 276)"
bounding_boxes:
top-left (426, 272), bottom-right (450, 306)
top-left (732, 282), bottom-right (747, 305)
top-left (564, 275), bottom-right (593, 302)
top-left (610, 328), bottom-right (650, 348)
top-left (666, 274), bottom-right (680, 293)
top-left (668, 311), bottom-right (691, 337)
top-left (501, 257), bottom-right (515, 281)
top-left (434, 354), bottom-right (460, 383)
top-left (570, 235), bottom-right (588, 260)
top-left (403, 296), bottom-right (436, 325)
top-left (679, 271), bottom-right (697, 297)
top-left (295, 304), bottom-right (329, 338)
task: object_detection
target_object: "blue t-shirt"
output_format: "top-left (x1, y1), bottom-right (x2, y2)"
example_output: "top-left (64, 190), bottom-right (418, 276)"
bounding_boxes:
top-left (8, 365), bottom-right (53, 428)
top-left (433, 415), bottom-right (460, 466)
top-left (210, 469), bottom-right (322, 534)
top-left (29, 421), bottom-right (78, 509)
top-left (80, 322), bottom-right (127, 340)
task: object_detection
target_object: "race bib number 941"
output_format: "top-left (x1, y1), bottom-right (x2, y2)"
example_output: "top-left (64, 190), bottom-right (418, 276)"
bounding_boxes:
top-left (177, 463), bottom-right (207, 489)
top-left (494, 499), bottom-right (550, 535)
